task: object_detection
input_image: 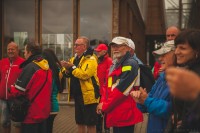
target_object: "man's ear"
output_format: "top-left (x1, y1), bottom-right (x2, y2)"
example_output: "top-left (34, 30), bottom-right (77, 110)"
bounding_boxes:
top-left (28, 51), bottom-right (32, 57)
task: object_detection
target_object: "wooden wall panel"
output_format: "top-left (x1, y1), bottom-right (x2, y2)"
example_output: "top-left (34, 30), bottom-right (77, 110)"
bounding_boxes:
top-left (146, 0), bottom-right (165, 35)
top-left (118, 0), bottom-right (146, 63)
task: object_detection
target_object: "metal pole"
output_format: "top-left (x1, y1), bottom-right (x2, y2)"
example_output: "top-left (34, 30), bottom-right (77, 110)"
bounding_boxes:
top-left (179, 0), bottom-right (182, 29)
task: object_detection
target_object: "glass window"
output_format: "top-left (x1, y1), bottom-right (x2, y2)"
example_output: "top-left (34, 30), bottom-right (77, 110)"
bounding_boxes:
top-left (42, 0), bottom-right (73, 61)
top-left (164, 0), bottom-right (192, 29)
top-left (136, 0), bottom-right (147, 21)
top-left (80, 0), bottom-right (112, 48)
top-left (3, 0), bottom-right (35, 57)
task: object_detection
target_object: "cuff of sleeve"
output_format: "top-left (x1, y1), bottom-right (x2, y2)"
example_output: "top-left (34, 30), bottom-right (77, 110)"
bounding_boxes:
top-left (68, 65), bottom-right (76, 72)
top-left (144, 97), bottom-right (152, 107)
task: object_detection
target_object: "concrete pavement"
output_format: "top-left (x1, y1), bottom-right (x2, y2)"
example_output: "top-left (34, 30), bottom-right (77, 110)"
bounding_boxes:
top-left (53, 104), bottom-right (77, 133)
top-left (0, 103), bottom-right (147, 133)
top-left (0, 103), bottom-right (78, 133)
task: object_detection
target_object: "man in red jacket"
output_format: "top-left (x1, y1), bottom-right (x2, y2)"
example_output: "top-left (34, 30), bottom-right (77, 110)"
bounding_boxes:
top-left (0, 42), bottom-right (24, 133)
top-left (9, 41), bottom-right (52, 133)
top-left (94, 44), bottom-right (112, 133)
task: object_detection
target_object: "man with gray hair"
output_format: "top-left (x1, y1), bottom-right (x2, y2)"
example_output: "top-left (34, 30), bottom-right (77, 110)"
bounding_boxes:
top-left (131, 40), bottom-right (175, 133)
top-left (97, 36), bottom-right (143, 133)
top-left (61, 36), bottom-right (99, 133)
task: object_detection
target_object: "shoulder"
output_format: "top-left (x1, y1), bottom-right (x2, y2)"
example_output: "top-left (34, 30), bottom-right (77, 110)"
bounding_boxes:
top-left (124, 57), bottom-right (139, 68)
top-left (24, 62), bottom-right (40, 72)
top-left (84, 55), bottom-right (97, 62)
top-left (106, 56), bottom-right (112, 62)
top-left (0, 58), bottom-right (9, 62)
top-left (15, 57), bottom-right (25, 64)
top-left (85, 55), bottom-right (96, 60)
top-left (17, 56), bottom-right (25, 62)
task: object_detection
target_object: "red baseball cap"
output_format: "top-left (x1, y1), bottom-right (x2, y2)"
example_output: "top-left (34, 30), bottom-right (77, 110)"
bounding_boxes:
top-left (94, 44), bottom-right (108, 52)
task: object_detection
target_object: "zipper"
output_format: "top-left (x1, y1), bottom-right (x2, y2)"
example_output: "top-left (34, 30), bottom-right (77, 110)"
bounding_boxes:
top-left (5, 61), bottom-right (12, 99)
top-left (85, 64), bottom-right (88, 71)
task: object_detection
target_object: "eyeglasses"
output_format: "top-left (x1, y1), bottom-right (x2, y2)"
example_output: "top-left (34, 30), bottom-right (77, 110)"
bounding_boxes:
top-left (166, 34), bottom-right (176, 37)
top-left (74, 43), bottom-right (84, 47)
top-left (111, 44), bottom-right (127, 48)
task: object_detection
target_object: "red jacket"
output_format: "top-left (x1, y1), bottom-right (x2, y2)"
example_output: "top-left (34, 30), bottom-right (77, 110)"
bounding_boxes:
top-left (101, 52), bottom-right (143, 127)
top-left (0, 57), bottom-right (24, 99)
top-left (153, 61), bottom-right (161, 80)
top-left (10, 57), bottom-right (52, 123)
top-left (97, 54), bottom-right (112, 95)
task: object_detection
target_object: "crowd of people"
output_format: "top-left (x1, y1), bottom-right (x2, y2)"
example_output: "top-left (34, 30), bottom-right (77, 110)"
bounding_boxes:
top-left (0, 27), bottom-right (200, 133)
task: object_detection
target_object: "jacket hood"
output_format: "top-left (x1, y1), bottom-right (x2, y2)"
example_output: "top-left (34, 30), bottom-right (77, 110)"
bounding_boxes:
top-left (33, 59), bottom-right (49, 70)
top-left (20, 54), bottom-right (49, 70)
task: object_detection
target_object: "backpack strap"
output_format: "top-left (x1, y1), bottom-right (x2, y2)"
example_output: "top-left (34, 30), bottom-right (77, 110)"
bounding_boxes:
top-left (30, 71), bottom-right (48, 103)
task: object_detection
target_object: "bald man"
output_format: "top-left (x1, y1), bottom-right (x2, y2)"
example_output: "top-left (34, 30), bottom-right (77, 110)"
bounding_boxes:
top-left (0, 42), bottom-right (24, 133)
top-left (166, 26), bottom-right (180, 41)
top-left (153, 26), bottom-right (180, 79)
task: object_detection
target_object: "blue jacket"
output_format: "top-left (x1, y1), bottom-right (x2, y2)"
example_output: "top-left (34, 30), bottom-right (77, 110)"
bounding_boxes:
top-left (138, 72), bottom-right (172, 133)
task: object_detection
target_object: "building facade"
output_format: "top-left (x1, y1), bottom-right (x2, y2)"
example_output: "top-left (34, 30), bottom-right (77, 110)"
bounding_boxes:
top-left (0, 0), bottom-right (147, 62)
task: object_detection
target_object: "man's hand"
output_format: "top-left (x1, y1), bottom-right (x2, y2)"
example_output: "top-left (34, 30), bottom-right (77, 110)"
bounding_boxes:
top-left (130, 87), bottom-right (148, 104)
top-left (137, 87), bottom-right (148, 104)
top-left (166, 67), bottom-right (200, 100)
top-left (96, 103), bottom-right (103, 114)
top-left (130, 90), bottom-right (141, 103)
top-left (60, 60), bottom-right (74, 69)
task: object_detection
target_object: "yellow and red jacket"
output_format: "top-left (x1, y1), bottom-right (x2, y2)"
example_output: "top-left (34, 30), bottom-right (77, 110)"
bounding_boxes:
top-left (101, 52), bottom-right (143, 127)
top-left (10, 56), bottom-right (52, 123)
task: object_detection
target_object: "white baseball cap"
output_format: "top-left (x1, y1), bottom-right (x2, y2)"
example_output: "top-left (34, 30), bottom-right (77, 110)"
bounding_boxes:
top-left (153, 40), bottom-right (175, 55)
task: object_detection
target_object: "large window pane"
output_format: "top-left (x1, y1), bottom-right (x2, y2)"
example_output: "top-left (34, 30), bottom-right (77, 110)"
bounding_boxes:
top-left (165, 0), bottom-right (192, 29)
top-left (80, 0), bottom-right (112, 47)
top-left (42, 0), bottom-right (73, 61)
top-left (3, 0), bottom-right (35, 57)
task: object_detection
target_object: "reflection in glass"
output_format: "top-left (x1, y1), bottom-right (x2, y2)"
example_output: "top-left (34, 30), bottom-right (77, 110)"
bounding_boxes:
top-left (3, 0), bottom-right (35, 57)
top-left (42, 0), bottom-right (73, 61)
top-left (164, 0), bottom-right (192, 29)
top-left (80, 0), bottom-right (112, 48)
top-left (42, 34), bottom-right (73, 61)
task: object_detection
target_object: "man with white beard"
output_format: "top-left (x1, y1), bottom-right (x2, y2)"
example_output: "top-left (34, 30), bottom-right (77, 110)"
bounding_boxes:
top-left (97, 36), bottom-right (143, 133)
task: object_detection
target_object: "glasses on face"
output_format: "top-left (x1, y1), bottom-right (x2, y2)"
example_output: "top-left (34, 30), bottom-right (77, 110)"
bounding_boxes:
top-left (74, 43), bottom-right (84, 47)
top-left (166, 34), bottom-right (176, 37)
top-left (111, 44), bottom-right (127, 48)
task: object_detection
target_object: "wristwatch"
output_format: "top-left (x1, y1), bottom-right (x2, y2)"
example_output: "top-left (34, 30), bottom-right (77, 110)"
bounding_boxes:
top-left (72, 65), bottom-right (76, 70)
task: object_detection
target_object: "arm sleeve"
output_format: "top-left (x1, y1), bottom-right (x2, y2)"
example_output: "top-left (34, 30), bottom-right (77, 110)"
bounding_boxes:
top-left (72, 57), bottom-right (98, 80)
top-left (143, 74), bottom-right (172, 119)
top-left (14, 64), bottom-right (35, 92)
top-left (144, 96), bottom-right (172, 119)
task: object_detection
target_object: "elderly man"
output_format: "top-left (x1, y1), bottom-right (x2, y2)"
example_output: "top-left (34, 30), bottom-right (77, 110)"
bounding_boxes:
top-left (61, 36), bottom-right (99, 133)
top-left (131, 40), bottom-right (175, 133)
top-left (97, 36), bottom-right (143, 133)
top-left (0, 42), bottom-right (24, 133)
top-left (166, 26), bottom-right (180, 41)
top-left (153, 26), bottom-right (180, 80)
